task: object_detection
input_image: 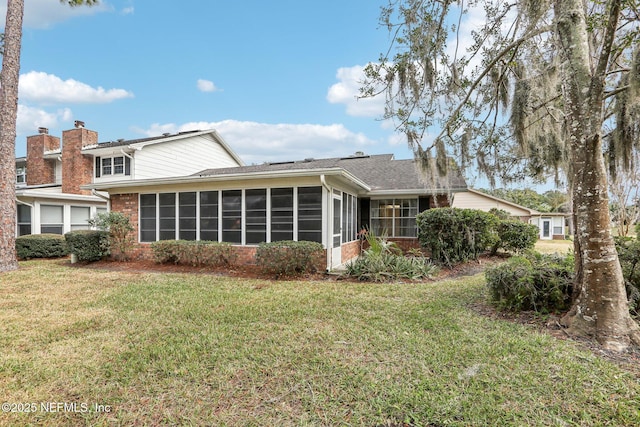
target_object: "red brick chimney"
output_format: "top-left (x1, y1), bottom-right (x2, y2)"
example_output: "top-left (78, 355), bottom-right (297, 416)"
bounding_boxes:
top-left (62, 121), bottom-right (98, 195)
top-left (26, 127), bottom-right (60, 186)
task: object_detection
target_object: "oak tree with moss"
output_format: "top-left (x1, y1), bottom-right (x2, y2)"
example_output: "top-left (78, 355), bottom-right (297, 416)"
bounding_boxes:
top-left (362, 0), bottom-right (640, 350)
top-left (0, 0), bottom-right (97, 272)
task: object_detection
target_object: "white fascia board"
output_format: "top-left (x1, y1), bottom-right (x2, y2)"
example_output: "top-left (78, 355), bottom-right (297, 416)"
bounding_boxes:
top-left (15, 189), bottom-right (106, 203)
top-left (83, 168), bottom-right (371, 192)
top-left (367, 186), bottom-right (467, 197)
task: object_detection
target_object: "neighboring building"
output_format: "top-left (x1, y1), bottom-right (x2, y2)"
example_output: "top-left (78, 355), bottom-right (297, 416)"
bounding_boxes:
top-left (16, 122), bottom-right (468, 269)
top-left (452, 188), bottom-right (569, 240)
top-left (15, 124), bottom-right (109, 236)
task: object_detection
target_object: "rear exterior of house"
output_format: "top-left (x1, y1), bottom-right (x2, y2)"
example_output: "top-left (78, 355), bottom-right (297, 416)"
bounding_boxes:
top-left (16, 123), bottom-right (468, 269)
top-left (86, 148), bottom-right (467, 270)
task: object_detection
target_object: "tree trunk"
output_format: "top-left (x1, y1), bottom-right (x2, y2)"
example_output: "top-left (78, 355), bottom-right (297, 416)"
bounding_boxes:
top-left (0, 0), bottom-right (24, 272)
top-left (555, 0), bottom-right (640, 351)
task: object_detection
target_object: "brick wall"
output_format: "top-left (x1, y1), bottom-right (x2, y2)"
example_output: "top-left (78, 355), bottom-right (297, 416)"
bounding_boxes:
top-left (26, 133), bottom-right (60, 186)
top-left (62, 127), bottom-right (97, 194)
top-left (341, 240), bottom-right (362, 263)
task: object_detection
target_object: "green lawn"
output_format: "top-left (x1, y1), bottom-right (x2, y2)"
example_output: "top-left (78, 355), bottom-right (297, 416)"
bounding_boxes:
top-left (1, 260), bottom-right (639, 426)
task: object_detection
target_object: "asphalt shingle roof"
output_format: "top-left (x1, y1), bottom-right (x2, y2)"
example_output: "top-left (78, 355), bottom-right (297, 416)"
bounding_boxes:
top-left (195, 154), bottom-right (467, 192)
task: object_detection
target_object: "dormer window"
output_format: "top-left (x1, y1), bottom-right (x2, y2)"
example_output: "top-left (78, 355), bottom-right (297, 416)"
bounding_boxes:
top-left (95, 155), bottom-right (130, 178)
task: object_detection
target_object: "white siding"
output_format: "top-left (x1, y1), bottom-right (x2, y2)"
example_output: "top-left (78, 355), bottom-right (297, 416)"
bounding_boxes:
top-left (134, 135), bottom-right (240, 180)
top-left (452, 191), bottom-right (531, 217)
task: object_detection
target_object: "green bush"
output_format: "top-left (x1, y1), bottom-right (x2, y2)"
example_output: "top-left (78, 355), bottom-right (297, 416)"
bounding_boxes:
top-left (485, 252), bottom-right (574, 312)
top-left (417, 208), bottom-right (498, 266)
top-left (345, 232), bottom-right (438, 282)
top-left (16, 234), bottom-right (68, 259)
top-left (614, 237), bottom-right (640, 316)
top-left (491, 220), bottom-right (540, 255)
top-left (65, 230), bottom-right (111, 262)
top-left (256, 241), bottom-right (324, 276)
top-left (89, 212), bottom-right (135, 261)
top-left (151, 240), bottom-right (235, 267)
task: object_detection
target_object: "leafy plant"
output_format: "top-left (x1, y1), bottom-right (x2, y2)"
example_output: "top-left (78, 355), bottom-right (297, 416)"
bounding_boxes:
top-left (614, 237), bottom-right (640, 317)
top-left (491, 220), bottom-right (540, 255)
top-left (485, 251), bottom-right (574, 313)
top-left (151, 240), bottom-right (235, 267)
top-left (15, 234), bottom-right (68, 259)
top-left (417, 208), bottom-right (498, 266)
top-left (345, 232), bottom-right (438, 282)
top-left (64, 230), bottom-right (110, 262)
top-left (256, 241), bottom-right (324, 277)
top-left (89, 212), bottom-right (135, 261)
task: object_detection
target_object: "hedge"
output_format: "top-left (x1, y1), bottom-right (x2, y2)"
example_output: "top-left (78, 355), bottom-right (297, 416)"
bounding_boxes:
top-left (151, 240), bottom-right (235, 267)
top-left (16, 234), bottom-right (68, 259)
top-left (256, 241), bottom-right (324, 276)
top-left (65, 230), bottom-right (111, 262)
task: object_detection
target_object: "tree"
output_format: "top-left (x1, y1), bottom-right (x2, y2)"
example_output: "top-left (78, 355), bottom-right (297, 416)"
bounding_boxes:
top-left (0, 0), bottom-right (97, 272)
top-left (362, 1), bottom-right (640, 350)
top-left (608, 149), bottom-right (640, 237)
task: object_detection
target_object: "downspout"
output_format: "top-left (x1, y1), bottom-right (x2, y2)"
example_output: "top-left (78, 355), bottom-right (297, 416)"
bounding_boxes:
top-left (320, 175), bottom-right (332, 272)
top-left (120, 149), bottom-right (133, 159)
top-left (91, 189), bottom-right (111, 211)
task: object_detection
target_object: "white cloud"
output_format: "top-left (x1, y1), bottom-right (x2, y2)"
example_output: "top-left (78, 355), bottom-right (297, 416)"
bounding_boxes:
top-left (122, 7), bottom-right (134, 15)
top-left (0, 0), bottom-right (110, 30)
top-left (197, 79), bottom-right (220, 93)
top-left (137, 120), bottom-right (376, 165)
top-left (16, 105), bottom-right (73, 136)
top-left (19, 71), bottom-right (134, 104)
top-left (327, 65), bottom-right (385, 117)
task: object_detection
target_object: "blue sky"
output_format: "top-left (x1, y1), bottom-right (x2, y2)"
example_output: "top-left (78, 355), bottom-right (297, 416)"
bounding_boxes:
top-left (7, 1), bottom-right (407, 161)
top-left (4, 0), bottom-right (558, 190)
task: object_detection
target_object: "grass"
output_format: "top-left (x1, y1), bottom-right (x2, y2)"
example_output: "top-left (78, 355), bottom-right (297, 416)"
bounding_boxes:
top-left (1, 260), bottom-right (639, 426)
top-left (534, 239), bottom-right (573, 255)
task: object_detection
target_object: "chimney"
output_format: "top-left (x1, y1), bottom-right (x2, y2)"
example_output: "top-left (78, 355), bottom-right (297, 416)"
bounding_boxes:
top-left (62, 122), bottom-right (97, 195)
top-left (26, 129), bottom-right (60, 186)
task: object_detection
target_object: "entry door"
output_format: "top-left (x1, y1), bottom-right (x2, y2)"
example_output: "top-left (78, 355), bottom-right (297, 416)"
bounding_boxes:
top-left (331, 192), bottom-right (342, 268)
top-left (541, 218), bottom-right (552, 240)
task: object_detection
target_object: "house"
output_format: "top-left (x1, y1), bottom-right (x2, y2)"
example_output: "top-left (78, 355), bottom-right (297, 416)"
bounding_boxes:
top-left (14, 123), bottom-right (243, 237)
top-left (15, 124), bottom-right (109, 236)
top-left (451, 188), bottom-right (569, 240)
top-left (16, 122), bottom-right (468, 269)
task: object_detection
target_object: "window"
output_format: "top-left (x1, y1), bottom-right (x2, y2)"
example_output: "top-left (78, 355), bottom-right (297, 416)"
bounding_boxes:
top-left (16, 166), bottom-right (26, 185)
top-left (179, 192), bottom-right (197, 240)
top-left (97, 156), bottom-right (130, 177)
top-left (101, 158), bottom-right (112, 176)
top-left (222, 190), bottom-right (242, 244)
top-left (70, 206), bottom-right (91, 231)
top-left (245, 189), bottom-right (267, 244)
top-left (342, 193), bottom-right (357, 243)
top-left (298, 186), bottom-right (322, 243)
top-left (159, 193), bottom-right (176, 240)
top-left (113, 157), bottom-right (124, 175)
top-left (371, 198), bottom-right (418, 237)
top-left (200, 191), bottom-right (219, 241)
top-left (17, 204), bottom-right (31, 236)
top-left (140, 194), bottom-right (157, 242)
top-left (40, 205), bottom-right (63, 234)
top-left (271, 188), bottom-right (293, 241)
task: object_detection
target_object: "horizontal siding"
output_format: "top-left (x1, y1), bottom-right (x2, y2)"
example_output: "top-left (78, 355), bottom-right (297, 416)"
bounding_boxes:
top-left (134, 135), bottom-right (240, 179)
top-left (452, 191), bottom-right (531, 217)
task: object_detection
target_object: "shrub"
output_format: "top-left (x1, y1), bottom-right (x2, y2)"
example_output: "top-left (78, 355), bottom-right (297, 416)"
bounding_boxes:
top-left (614, 237), bottom-right (640, 316)
top-left (485, 252), bottom-right (574, 312)
top-left (417, 208), bottom-right (498, 266)
top-left (345, 232), bottom-right (438, 282)
top-left (89, 212), bottom-right (134, 261)
top-left (16, 234), bottom-right (68, 259)
top-left (151, 240), bottom-right (235, 267)
top-left (491, 220), bottom-right (540, 255)
top-left (65, 230), bottom-right (111, 262)
top-left (256, 241), bottom-right (324, 276)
